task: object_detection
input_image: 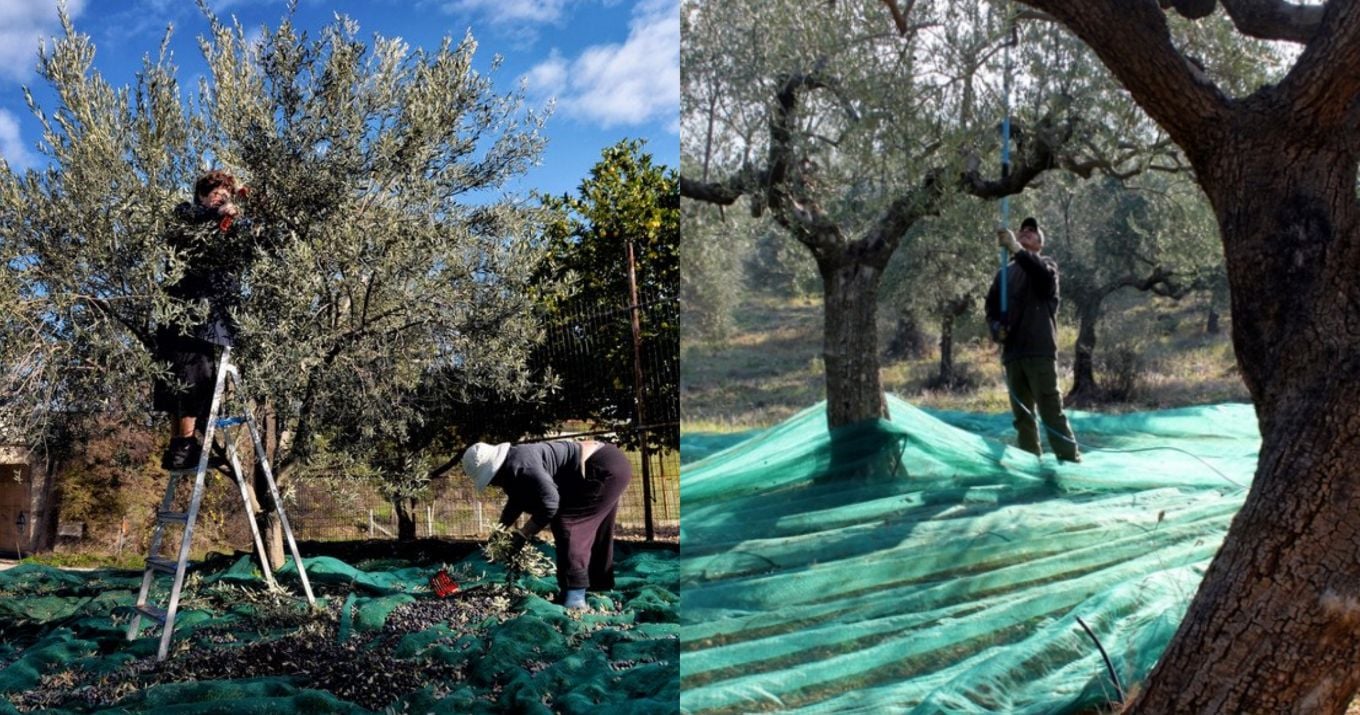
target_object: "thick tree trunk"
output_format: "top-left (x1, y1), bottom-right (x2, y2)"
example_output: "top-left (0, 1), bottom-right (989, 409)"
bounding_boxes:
top-left (1132, 389), bottom-right (1360, 712)
top-left (937, 313), bottom-right (955, 385)
top-left (395, 497), bottom-right (417, 541)
top-left (253, 407), bottom-right (285, 570)
top-left (1066, 302), bottom-right (1101, 406)
top-left (820, 257), bottom-right (887, 428)
top-left (1128, 133), bottom-right (1360, 712)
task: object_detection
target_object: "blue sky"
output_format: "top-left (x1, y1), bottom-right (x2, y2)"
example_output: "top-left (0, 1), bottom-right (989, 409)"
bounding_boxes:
top-left (0, 0), bottom-right (678, 198)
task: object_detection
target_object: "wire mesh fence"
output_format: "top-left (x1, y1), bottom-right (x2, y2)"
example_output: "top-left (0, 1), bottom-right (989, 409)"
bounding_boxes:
top-left (284, 435), bottom-right (678, 542)
top-left (283, 254), bottom-right (679, 543)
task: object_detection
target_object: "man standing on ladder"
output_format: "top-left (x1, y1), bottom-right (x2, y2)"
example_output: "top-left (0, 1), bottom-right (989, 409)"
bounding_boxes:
top-left (985, 217), bottom-right (1082, 463)
top-left (153, 170), bottom-right (254, 470)
top-left (132, 172), bottom-right (314, 661)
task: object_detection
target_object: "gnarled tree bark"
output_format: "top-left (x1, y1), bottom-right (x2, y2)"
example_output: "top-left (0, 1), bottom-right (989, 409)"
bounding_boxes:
top-left (1020, 0), bottom-right (1360, 710)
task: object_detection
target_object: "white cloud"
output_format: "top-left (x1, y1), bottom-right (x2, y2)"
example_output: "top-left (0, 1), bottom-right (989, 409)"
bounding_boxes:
top-left (440, 0), bottom-right (569, 28)
top-left (525, 0), bottom-right (677, 131)
top-left (0, 0), bottom-right (88, 83)
top-left (0, 108), bottom-right (36, 171)
top-left (524, 50), bottom-right (568, 92)
top-left (209, 0), bottom-right (257, 13)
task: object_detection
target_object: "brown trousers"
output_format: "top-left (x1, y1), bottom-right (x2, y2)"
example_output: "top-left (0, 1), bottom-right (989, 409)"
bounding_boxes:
top-left (550, 444), bottom-right (632, 590)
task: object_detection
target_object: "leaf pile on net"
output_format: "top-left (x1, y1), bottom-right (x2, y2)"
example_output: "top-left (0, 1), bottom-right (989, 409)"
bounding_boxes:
top-left (9, 590), bottom-right (510, 712)
top-left (1, 547), bottom-right (678, 713)
top-left (482, 524), bottom-right (555, 584)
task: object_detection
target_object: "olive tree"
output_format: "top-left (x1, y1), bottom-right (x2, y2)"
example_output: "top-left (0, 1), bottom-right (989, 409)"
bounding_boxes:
top-left (0, 7), bottom-right (550, 558)
top-left (680, 0), bottom-right (1165, 428)
top-left (1007, 1), bottom-right (1360, 710)
top-left (1034, 172), bottom-right (1223, 404)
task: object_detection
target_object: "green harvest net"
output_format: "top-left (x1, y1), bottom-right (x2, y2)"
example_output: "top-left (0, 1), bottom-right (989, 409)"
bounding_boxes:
top-left (0, 543), bottom-right (678, 713)
top-left (680, 394), bottom-right (1259, 714)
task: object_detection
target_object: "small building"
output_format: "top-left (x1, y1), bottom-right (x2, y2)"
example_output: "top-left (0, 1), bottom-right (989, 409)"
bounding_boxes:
top-left (0, 445), bottom-right (41, 558)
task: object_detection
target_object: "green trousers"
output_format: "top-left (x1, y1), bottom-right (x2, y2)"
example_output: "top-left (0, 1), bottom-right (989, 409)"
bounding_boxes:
top-left (1005, 357), bottom-right (1080, 461)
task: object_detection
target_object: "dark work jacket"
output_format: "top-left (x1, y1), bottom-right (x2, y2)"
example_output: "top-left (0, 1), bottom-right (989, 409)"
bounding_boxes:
top-left (160, 202), bottom-right (260, 348)
top-left (984, 250), bottom-right (1061, 364)
top-left (497, 441), bottom-right (582, 527)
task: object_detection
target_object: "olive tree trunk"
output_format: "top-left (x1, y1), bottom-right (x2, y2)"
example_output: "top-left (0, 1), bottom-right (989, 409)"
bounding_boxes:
top-left (934, 295), bottom-right (972, 388)
top-left (1066, 303), bottom-right (1098, 402)
top-left (395, 497), bottom-right (418, 541)
top-left (1066, 302), bottom-right (1102, 405)
top-left (1131, 124), bottom-right (1360, 715)
top-left (252, 406), bottom-right (285, 570)
top-left (820, 255), bottom-right (888, 427)
top-left (1016, 1), bottom-right (1360, 710)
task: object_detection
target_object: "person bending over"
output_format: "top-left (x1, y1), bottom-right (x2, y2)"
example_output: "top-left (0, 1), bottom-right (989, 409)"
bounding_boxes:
top-left (462, 439), bottom-right (633, 609)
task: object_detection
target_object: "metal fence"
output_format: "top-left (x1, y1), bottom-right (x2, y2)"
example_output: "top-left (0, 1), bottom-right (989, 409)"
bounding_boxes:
top-left (284, 438), bottom-right (678, 542)
top-left (284, 248), bottom-right (679, 542)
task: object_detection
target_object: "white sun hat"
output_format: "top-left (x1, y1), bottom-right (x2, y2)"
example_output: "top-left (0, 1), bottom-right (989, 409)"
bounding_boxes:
top-left (462, 442), bottom-right (510, 492)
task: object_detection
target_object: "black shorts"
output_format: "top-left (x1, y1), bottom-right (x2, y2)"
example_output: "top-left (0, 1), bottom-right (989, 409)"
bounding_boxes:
top-left (152, 334), bottom-right (217, 418)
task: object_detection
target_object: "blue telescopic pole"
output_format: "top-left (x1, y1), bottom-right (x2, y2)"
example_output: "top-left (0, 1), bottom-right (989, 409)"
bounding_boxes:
top-left (999, 16), bottom-right (1014, 316)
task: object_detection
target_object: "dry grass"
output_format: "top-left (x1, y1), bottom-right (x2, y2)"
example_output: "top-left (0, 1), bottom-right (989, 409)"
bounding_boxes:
top-left (682, 295), bottom-right (825, 430)
top-left (682, 291), bottom-right (1249, 433)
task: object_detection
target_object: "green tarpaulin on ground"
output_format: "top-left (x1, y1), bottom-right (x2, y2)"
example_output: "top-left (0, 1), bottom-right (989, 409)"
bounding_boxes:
top-left (680, 394), bottom-right (1258, 714)
top-left (0, 543), bottom-right (678, 713)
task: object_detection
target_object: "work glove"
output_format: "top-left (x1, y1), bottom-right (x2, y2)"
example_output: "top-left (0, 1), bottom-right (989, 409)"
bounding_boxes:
top-left (997, 228), bottom-right (1022, 254)
top-left (989, 320), bottom-right (1007, 344)
top-left (509, 530), bottom-right (529, 553)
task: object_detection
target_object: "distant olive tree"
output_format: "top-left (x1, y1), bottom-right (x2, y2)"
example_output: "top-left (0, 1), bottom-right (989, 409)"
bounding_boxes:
top-left (1040, 172), bottom-right (1222, 405)
top-left (0, 7), bottom-right (551, 557)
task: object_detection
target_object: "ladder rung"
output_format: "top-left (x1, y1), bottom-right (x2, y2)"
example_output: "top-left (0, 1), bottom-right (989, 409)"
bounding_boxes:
top-left (147, 557), bottom-right (180, 575)
top-left (136, 604), bottom-right (167, 623)
top-left (216, 416), bottom-right (248, 428)
top-left (157, 511), bottom-right (189, 525)
top-left (166, 467), bottom-right (199, 477)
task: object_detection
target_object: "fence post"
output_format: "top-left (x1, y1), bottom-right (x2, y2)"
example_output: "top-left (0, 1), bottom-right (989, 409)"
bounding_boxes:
top-left (368, 509), bottom-right (374, 538)
top-left (626, 237), bottom-right (655, 541)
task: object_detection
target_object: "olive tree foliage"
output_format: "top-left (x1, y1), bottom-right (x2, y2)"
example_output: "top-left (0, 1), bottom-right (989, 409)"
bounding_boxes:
top-left (682, 0), bottom-right (1195, 428)
top-left (679, 200), bottom-right (746, 343)
top-left (0, 21), bottom-right (202, 448)
top-left (681, 0), bottom-right (1001, 428)
top-left (879, 197), bottom-right (996, 388)
top-left (1037, 171), bottom-right (1224, 404)
top-left (0, 7), bottom-right (552, 547)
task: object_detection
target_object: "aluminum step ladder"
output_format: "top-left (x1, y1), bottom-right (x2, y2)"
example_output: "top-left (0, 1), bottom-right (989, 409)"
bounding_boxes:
top-left (127, 346), bottom-right (315, 661)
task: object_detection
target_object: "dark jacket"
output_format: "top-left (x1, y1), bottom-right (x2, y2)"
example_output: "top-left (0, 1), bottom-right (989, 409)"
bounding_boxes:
top-left (497, 441), bottom-right (583, 527)
top-left (985, 250), bottom-right (1061, 364)
top-left (159, 202), bottom-right (259, 348)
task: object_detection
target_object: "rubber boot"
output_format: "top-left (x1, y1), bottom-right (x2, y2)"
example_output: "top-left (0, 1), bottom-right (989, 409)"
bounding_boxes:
top-left (562, 588), bottom-right (587, 610)
top-left (161, 437), bottom-right (201, 471)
